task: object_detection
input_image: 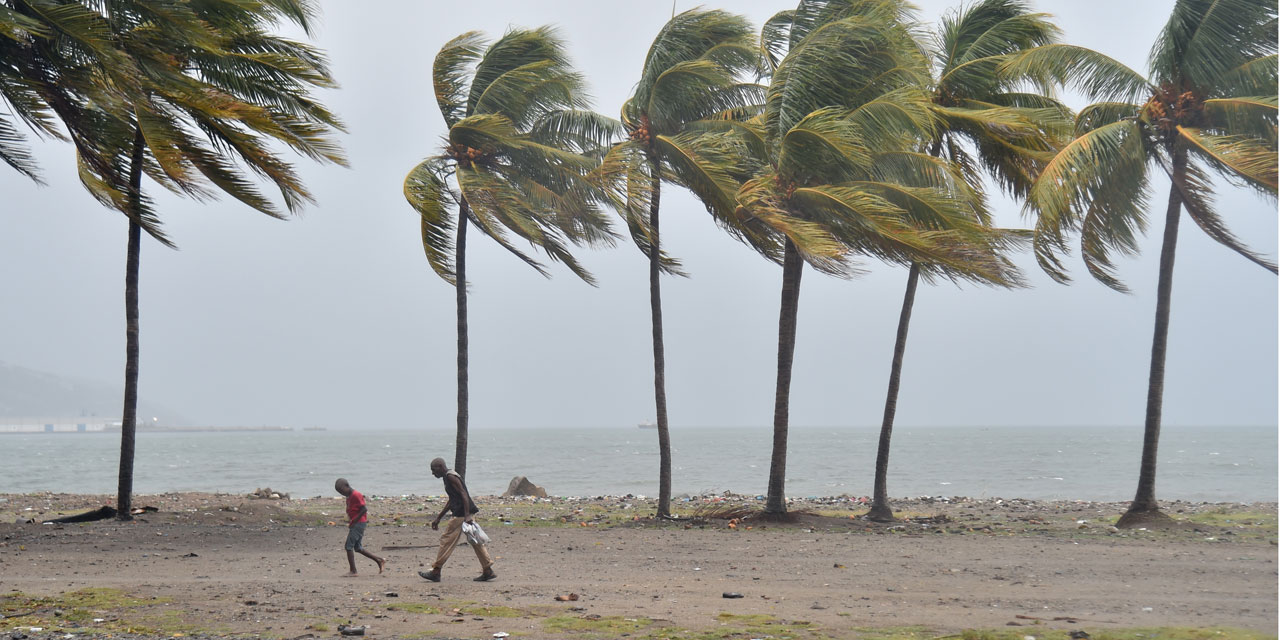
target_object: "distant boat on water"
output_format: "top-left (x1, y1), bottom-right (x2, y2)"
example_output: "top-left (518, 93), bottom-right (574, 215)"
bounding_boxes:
top-left (638, 420), bottom-right (656, 429)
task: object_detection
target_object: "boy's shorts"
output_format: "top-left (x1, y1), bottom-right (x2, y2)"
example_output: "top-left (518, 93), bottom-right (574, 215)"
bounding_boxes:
top-left (345, 521), bottom-right (367, 551)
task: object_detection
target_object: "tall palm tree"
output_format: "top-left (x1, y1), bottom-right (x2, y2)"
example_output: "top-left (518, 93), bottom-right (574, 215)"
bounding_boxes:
top-left (595, 9), bottom-right (760, 518)
top-left (405, 27), bottom-right (616, 477)
top-left (1021, 0), bottom-right (1277, 526)
top-left (721, 0), bottom-right (1024, 516)
top-left (14, 0), bottom-right (347, 519)
top-left (865, 0), bottom-right (1078, 522)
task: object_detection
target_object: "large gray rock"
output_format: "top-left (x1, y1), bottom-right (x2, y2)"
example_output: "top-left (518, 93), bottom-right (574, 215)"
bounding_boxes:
top-left (503, 476), bottom-right (547, 498)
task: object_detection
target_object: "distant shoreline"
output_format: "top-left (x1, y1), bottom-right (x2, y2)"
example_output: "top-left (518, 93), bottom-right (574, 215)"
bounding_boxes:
top-left (0, 425), bottom-right (314, 434)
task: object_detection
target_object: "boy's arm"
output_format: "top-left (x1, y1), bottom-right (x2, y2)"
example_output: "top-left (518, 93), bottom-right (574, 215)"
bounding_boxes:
top-left (350, 505), bottom-right (367, 527)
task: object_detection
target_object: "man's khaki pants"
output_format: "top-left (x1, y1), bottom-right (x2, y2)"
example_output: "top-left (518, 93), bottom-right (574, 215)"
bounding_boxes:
top-left (433, 516), bottom-right (493, 570)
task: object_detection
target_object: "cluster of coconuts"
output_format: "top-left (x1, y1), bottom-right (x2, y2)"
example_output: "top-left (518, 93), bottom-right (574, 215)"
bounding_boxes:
top-left (449, 142), bottom-right (485, 165)
top-left (1144, 83), bottom-right (1204, 136)
top-left (628, 115), bottom-right (652, 145)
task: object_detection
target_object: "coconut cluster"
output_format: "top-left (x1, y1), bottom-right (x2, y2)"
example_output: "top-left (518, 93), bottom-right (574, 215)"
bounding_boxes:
top-left (628, 115), bottom-right (653, 146)
top-left (1143, 83), bottom-right (1204, 139)
top-left (448, 142), bottom-right (485, 167)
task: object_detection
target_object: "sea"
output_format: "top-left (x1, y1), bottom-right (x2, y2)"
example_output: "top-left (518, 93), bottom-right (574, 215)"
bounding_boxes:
top-left (0, 425), bottom-right (1275, 503)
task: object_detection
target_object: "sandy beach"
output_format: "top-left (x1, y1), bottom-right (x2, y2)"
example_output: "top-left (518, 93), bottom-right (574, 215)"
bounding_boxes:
top-left (2, 492), bottom-right (1276, 639)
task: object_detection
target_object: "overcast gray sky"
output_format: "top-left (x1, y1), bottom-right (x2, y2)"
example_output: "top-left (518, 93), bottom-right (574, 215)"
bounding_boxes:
top-left (1, 0), bottom-right (1275, 430)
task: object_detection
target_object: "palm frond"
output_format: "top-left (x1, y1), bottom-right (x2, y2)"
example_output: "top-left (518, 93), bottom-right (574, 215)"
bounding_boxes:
top-left (778, 107), bottom-right (873, 184)
top-left (593, 142), bottom-right (667, 269)
top-left (1075, 102), bottom-right (1142, 134)
top-left (0, 115), bottom-right (44, 182)
top-left (404, 155), bottom-right (459, 283)
top-left (768, 12), bottom-right (929, 140)
top-left (75, 148), bottom-right (174, 248)
top-left (473, 59), bottom-right (588, 127)
top-left (1201, 96), bottom-right (1277, 144)
top-left (0, 4), bottom-right (49, 41)
top-left (1151, 0), bottom-right (1277, 91)
top-left (1026, 119), bottom-right (1150, 286)
top-left (1164, 154), bottom-right (1278, 273)
top-left (1216, 54), bottom-right (1278, 96)
top-left (633, 8), bottom-right (757, 112)
top-left (467, 26), bottom-right (571, 115)
top-left (656, 130), bottom-right (756, 232)
top-left (529, 108), bottom-right (621, 155)
top-left (936, 0), bottom-right (1058, 71)
top-left (737, 174), bottom-right (843, 272)
top-left (434, 31), bottom-right (485, 126)
top-left (760, 9), bottom-right (795, 74)
top-left (1177, 126), bottom-right (1277, 193)
top-left (999, 44), bottom-right (1151, 102)
top-left (455, 164), bottom-right (554, 279)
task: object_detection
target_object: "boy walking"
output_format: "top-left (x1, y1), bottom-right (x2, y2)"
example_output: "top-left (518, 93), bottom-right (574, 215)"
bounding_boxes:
top-left (335, 478), bottom-right (386, 577)
top-left (418, 457), bottom-right (496, 582)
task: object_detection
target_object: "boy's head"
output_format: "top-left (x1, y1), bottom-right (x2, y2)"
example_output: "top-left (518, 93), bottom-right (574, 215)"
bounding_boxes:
top-left (335, 478), bottom-right (352, 496)
top-left (430, 458), bottom-right (447, 478)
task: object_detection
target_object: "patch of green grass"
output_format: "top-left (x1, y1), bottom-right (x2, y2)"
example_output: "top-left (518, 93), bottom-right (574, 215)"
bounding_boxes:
top-left (432, 599), bottom-right (533, 618)
top-left (385, 602), bottom-right (442, 615)
top-left (844, 626), bottom-right (934, 640)
top-left (461, 604), bottom-right (528, 618)
top-left (543, 614), bottom-right (654, 636)
top-left (954, 629), bottom-right (1274, 640)
top-left (135, 607), bottom-right (234, 636)
top-left (711, 612), bottom-right (820, 639)
top-left (0, 589), bottom-right (234, 637)
top-left (1183, 510), bottom-right (1278, 531)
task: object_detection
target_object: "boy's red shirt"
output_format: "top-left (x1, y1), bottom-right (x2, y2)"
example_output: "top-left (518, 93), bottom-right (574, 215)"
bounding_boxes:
top-left (345, 490), bottom-right (367, 524)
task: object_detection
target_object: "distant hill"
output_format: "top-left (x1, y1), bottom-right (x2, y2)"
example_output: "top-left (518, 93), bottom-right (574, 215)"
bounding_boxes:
top-left (0, 361), bottom-right (192, 424)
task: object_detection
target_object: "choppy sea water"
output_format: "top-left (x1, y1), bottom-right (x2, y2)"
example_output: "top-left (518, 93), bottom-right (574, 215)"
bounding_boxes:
top-left (0, 426), bottom-right (1274, 502)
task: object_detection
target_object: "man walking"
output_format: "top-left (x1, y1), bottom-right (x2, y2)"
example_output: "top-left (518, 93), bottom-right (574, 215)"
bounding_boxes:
top-left (418, 457), bottom-right (496, 582)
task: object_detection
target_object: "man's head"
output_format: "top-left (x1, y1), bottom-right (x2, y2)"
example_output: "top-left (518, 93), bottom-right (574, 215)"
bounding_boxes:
top-left (430, 457), bottom-right (448, 478)
top-left (335, 478), bottom-right (351, 496)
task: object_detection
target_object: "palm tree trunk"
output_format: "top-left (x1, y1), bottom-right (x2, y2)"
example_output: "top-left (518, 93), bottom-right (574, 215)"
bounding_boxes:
top-left (869, 261), bottom-right (920, 522)
top-left (1119, 149), bottom-right (1186, 526)
top-left (454, 202), bottom-right (470, 478)
top-left (766, 239), bottom-right (804, 515)
top-left (866, 139), bottom-right (942, 522)
top-left (116, 126), bottom-right (146, 521)
top-left (648, 167), bottom-right (673, 518)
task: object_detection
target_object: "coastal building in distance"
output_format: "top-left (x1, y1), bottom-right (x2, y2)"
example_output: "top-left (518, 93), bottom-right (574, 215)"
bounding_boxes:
top-left (0, 417), bottom-right (113, 433)
top-left (0, 416), bottom-right (303, 433)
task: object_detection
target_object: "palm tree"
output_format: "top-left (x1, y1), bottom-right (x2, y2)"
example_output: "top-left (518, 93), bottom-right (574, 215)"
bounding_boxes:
top-left (405, 27), bottom-right (616, 477)
top-left (17, 0), bottom-right (347, 519)
top-left (865, 0), bottom-right (1078, 522)
top-left (1020, 0), bottom-right (1277, 526)
top-left (724, 0), bottom-right (1024, 516)
top-left (595, 9), bottom-right (759, 518)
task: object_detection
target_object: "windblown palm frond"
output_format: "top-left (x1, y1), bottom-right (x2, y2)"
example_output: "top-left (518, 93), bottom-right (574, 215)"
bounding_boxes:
top-left (404, 155), bottom-right (459, 283)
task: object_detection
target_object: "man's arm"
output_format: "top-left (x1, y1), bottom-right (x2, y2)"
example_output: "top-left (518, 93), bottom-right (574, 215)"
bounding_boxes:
top-left (431, 497), bottom-right (450, 530)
